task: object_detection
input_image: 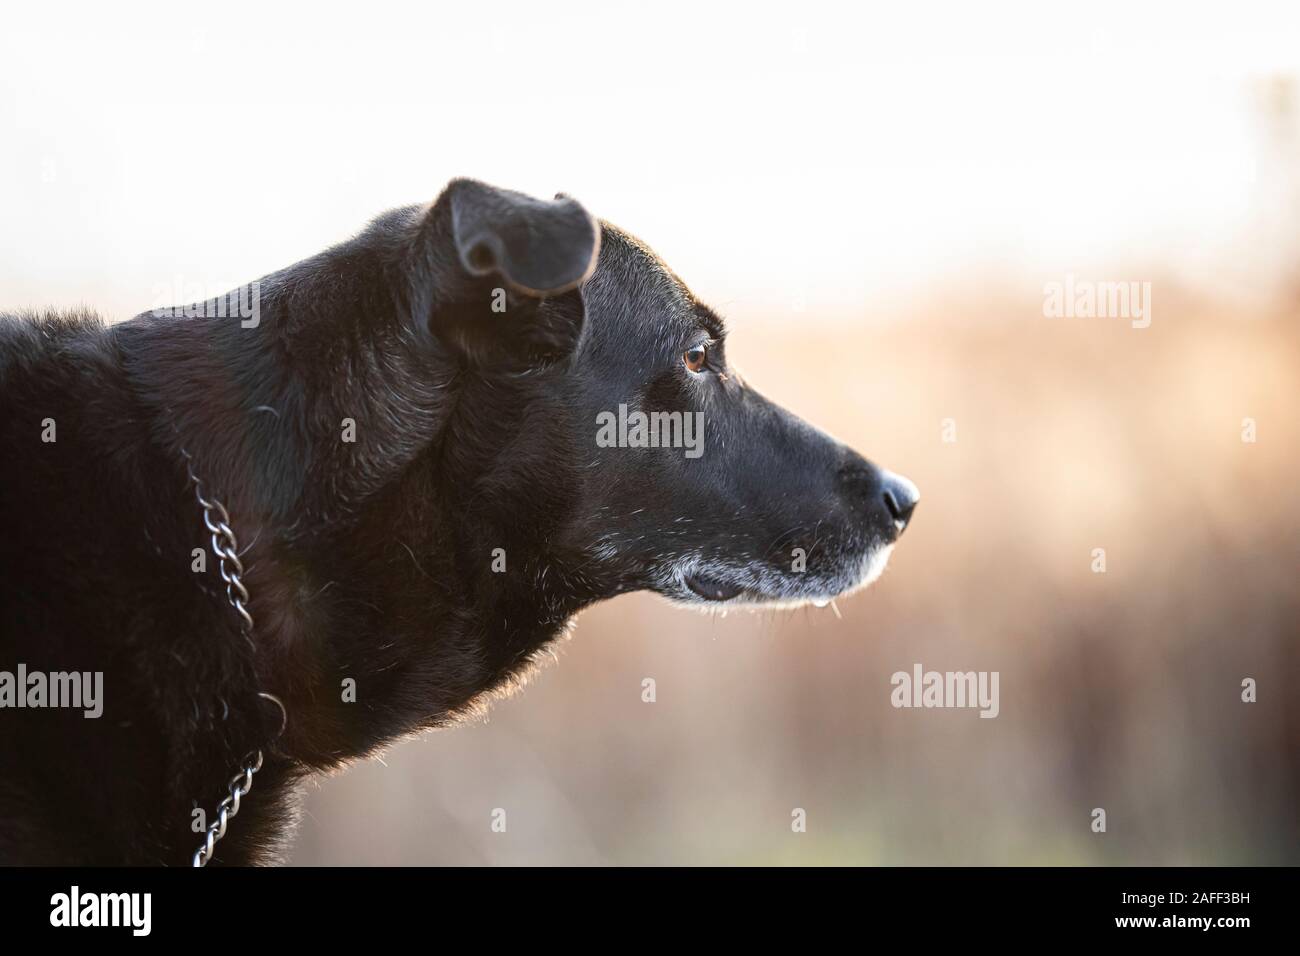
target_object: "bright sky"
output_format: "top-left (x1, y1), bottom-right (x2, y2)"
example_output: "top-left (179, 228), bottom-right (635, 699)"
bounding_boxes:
top-left (1, 1), bottom-right (1297, 321)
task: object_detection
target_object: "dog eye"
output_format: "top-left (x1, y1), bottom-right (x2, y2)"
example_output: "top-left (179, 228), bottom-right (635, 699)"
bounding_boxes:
top-left (683, 345), bottom-right (708, 373)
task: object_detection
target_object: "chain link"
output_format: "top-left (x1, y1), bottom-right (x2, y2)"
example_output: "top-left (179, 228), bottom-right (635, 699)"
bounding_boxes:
top-left (181, 449), bottom-right (280, 867)
top-left (184, 451), bottom-right (256, 650)
top-left (192, 751), bottom-right (264, 867)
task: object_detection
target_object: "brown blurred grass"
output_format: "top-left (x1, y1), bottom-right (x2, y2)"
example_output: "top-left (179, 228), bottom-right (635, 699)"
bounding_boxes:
top-left (288, 278), bottom-right (1298, 865)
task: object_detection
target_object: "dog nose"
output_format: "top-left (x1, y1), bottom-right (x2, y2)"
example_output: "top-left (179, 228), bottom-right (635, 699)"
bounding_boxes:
top-left (880, 470), bottom-right (920, 533)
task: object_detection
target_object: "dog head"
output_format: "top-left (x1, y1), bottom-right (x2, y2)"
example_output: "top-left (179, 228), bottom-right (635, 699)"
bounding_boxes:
top-left (426, 180), bottom-right (919, 610)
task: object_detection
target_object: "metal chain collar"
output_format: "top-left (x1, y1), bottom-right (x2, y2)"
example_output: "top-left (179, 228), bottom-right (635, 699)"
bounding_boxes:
top-left (181, 449), bottom-right (285, 867)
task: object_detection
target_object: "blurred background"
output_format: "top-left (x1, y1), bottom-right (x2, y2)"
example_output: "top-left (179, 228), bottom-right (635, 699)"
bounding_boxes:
top-left (1, 1), bottom-right (1295, 864)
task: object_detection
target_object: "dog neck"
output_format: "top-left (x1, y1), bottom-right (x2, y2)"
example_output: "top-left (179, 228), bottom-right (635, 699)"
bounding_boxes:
top-left (116, 230), bottom-right (599, 800)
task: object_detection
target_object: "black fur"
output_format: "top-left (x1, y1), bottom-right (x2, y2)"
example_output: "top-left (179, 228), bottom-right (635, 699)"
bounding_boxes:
top-left (0, 179), bottom-right (917, 864)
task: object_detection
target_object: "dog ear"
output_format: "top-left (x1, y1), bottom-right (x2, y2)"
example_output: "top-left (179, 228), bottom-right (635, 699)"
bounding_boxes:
top-left (448, 179), bottom-right (599, 296)
top-left (415, 180), bottom-right (599, 368)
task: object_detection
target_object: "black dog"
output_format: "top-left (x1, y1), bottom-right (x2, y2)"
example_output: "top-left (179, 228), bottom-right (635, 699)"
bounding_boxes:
top-left (0, 180), bottom-right (918, 865)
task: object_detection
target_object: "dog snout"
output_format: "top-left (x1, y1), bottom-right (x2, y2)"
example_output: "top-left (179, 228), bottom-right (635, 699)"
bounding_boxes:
top-left (879, 469), bottom-right (920, 533)
top-left (839, 459), bottom-right (920, 537)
